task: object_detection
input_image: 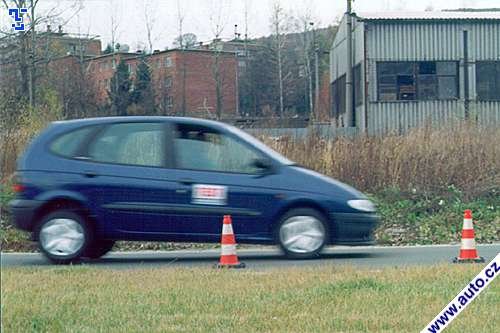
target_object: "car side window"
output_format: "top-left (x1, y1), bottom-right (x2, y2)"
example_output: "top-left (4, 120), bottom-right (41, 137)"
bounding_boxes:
top-left (89, 123), bottom-right (164, 167)
top-left (50, 126), bottom-right (95, 157)
top-left (174, 125), bottom-right (263, 174)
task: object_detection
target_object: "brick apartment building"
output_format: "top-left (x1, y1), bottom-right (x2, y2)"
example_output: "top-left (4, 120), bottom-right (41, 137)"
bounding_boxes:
top-left (0, 25), bottom-right (101, 64)
top-left (1, 27), bottom-right (238, 119)
top-left (85, 49), bottom-right (238, 118)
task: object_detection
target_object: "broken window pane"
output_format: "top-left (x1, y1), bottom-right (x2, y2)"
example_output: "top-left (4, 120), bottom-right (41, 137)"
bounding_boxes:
top-left (438, 76), bottom-right (457, 100)
top-left (476, 61), bottom-right (500, 101)
top-left (437, 62), bottom-right (456, 75)
top-left (418, 75), bottom-right (438, 100)
top-left (419, 62), bottom-right (436, 75)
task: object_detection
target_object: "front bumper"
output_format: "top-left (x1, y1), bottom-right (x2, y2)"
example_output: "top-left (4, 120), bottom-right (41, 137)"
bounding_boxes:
top-left (330, 212), bottom-right (380, 245)
top-left (7, 199), bottom-right (41, 232)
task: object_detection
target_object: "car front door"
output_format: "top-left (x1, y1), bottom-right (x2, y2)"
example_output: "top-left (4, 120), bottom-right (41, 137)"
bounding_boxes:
top-left (164, 122), bottom-right (281, 241)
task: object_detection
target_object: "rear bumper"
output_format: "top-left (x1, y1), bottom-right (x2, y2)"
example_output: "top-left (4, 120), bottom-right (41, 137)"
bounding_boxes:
top-left (7, 199), bottom-right (41, 232)
top-left (330, 212), bottom-right (380, 245)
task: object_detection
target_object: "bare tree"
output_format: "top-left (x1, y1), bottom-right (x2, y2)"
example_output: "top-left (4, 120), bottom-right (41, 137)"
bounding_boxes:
top-left (1, 0), bottom-right (81, 107)
top-left (141, 0), bottom-right (157, 53)
top-left (207, 0), bottom-right (230, 120)
top-left (108, 0), bottom-right (120, 52)
top-left (296, 2), bottom-right (317, 119)
top-left (175, 0), bottom-right (185, 49)
top-left (269, 0), bottom-right (289, 118)
top-left (174, 0), bottom-right (187, 115)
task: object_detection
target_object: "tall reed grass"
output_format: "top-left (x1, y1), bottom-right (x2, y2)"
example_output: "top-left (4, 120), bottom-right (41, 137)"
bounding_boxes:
top-left (263, 122), bottom-right (500, 197)
top-left (2, 119), bottom-right (499, 198)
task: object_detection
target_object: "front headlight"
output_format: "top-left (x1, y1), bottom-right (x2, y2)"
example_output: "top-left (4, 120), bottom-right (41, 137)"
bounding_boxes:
top-left (347, 199), bottom-right (376, 212)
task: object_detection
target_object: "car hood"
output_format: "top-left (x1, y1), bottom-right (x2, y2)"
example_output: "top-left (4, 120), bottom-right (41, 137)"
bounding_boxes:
top-left (284, 165), bottom-right (366, 199)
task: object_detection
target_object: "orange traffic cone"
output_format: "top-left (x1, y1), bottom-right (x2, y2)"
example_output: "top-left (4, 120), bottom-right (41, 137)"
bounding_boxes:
top-left (214, 215), bottom-right (245, 269)
top-left (453, 209), bottom-right (484, 263)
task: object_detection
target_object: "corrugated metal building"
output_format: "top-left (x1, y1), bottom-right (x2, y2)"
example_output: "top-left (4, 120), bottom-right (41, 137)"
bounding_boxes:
top-left (330, 11), bottom-right (500, 134)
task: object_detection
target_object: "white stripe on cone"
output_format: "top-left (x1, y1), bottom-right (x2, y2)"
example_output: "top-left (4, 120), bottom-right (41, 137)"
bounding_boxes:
top-left (221, 244), bottom-right (237, 255)
top-left (463, 218), bottom-right (473, 230)
top-left (222, 224), bottom-right (234, 235)
top-left (461, 238), bottom-right (476, 250)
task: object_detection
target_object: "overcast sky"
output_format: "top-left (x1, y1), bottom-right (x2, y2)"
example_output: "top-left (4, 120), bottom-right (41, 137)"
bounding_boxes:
top-left (2, 0), bottom-right (499, 50)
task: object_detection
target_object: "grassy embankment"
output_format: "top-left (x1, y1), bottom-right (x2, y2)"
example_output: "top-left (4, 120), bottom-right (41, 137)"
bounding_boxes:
top-left (1, 265), bottom-right (498, 332)
top-left (1, 122), bottom-right (499, 251)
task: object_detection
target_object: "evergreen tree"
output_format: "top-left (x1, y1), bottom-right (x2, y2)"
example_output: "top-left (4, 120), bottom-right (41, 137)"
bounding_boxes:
top-left (109, 59), bottom-right (132, 116)
top-left (103, 44), bottom-right (114, 54)
top-left (131, 58), bottom-right (156, 115)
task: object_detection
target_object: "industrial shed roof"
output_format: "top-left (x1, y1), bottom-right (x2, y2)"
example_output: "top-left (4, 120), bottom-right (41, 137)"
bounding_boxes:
top-left (355, 11), bottom-right (500, 21)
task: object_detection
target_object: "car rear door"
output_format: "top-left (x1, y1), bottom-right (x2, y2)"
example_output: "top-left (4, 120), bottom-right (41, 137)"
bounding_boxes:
top-left (78, 120), bottom-right (180, 238)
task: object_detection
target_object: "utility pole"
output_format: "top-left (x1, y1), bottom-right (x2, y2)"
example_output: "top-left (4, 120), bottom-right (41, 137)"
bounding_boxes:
top-left (308, 22), bottom-right (314, 119)
top-left (234, 24), bottom-right (239, 116)
top-left (28, 0), bottom-right (35, 107)
top-left (345, 0), bottom-right (354, 127)
top-left (314, 27), bottom-right (319, 123)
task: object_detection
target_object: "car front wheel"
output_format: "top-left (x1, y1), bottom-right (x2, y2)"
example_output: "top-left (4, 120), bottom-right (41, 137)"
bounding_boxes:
top-left (278, 208), bottom-right (328, 259)
top-left (36, 210), bottom-right (92, 264)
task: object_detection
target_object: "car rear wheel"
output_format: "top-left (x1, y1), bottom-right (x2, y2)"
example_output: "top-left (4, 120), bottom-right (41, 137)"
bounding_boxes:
top-left (84, 240), bottom-right (115, 259)
top-left (36, 210), bottom-right (92, 264)
top-left (278, 208), bottom-right (328, 259)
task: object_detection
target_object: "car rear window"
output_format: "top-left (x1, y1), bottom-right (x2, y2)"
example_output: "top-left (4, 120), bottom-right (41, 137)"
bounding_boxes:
top-left (50, 126), bottom-right (95, 157)
top-left (88, 122), bottom-right (164, 167)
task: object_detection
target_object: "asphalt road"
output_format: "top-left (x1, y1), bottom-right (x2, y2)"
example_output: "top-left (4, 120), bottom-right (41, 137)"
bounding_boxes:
top-left (1, 244), bottom-right (499, 269)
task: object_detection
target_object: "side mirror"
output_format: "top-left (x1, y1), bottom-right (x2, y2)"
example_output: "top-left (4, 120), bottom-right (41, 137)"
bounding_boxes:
top-left (251, 158), bottom-right (274, 174)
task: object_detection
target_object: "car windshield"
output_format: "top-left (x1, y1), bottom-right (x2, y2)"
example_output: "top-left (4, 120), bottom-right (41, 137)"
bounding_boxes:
top-left (224, 124), bottom-right (294, 165)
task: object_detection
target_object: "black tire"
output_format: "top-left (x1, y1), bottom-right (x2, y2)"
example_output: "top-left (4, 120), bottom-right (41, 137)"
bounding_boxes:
top-left (84, 240), bottom-right (115, 259)
top-left (277, 208), bottom-right (329, 259)
top-left (35, 210), bottom-right (93, 265)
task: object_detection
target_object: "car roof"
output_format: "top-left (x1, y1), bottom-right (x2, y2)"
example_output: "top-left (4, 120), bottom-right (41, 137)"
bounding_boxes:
top-left (51, 116), bottom-right (230, 130)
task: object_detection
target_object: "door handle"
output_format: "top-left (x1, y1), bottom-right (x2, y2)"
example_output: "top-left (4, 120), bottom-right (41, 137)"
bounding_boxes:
top-left (177, 178), bottom-right (195, 185)
top-left (83, 170), bottom-right (99, 178)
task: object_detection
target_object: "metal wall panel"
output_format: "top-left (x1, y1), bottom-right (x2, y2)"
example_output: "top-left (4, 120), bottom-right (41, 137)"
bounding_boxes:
top-left (245, 126), bottom-right (359, 139)
top-left (468, 22), bottom-right (500, 60)
top-left (330, 17), bottom-right (365, 82)
top-left (367, 22), bottom-right (464, 60)
top-left (474, 102), bottom-right (500, 125)
top-left (367, 100), bottom-right (465, 135)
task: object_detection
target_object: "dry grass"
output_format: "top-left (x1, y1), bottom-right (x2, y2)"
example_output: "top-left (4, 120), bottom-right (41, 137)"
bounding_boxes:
top-left (1, 265), bottom-right (498, 332)
top-left (2, 120), bottom-right (499, 198)
top-left (263, 122), bottom-right (500, 197)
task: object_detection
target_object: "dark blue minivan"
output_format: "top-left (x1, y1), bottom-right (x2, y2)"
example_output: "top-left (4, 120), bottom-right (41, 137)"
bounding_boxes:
top-left (9, 117), bottom-right (379, 264)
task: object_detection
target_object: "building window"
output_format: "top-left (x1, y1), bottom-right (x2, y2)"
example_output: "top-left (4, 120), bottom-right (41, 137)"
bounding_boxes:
top-left (163, 96), bottom-right (173, 110)
top-left (236, 50), bottom-right (247, 57)
top-left (377, 61), bottom-right (458, 101)
top-left (331, 74), bottom-right (346, 118)
top-left (476, 61), bottom-right (500, 101)
top-left (353, 64), bottom-right (363, 106)
top-left (165, 77), bottom-right (172, 88)
top-left (165, 56), bottom-right (173, 67)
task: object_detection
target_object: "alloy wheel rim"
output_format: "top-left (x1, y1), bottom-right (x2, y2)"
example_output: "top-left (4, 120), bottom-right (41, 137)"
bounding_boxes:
top-left (279, 215), bottom-right (325, 254)
top-left (39, 218), bottom-right (85, 256)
